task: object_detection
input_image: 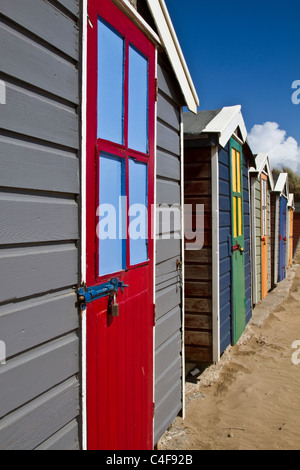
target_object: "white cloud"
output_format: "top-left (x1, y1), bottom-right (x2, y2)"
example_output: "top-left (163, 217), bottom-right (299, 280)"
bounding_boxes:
top-left (248, 122), bottom-right (300, 173)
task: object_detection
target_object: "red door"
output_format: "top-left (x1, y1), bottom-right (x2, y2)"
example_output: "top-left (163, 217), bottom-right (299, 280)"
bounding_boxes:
top-left (85, 0), bottom-right (155, 450)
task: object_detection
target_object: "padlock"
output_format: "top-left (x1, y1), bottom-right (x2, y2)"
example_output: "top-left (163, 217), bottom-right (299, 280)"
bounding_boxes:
top-left (110, 294), bottom-right (119, 317)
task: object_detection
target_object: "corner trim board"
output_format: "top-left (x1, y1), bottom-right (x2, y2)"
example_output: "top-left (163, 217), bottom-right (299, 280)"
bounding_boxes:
top-left (211, 146), bottom-right (220, 363)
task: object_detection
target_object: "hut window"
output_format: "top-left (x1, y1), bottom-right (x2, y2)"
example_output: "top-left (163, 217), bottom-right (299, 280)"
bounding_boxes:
top-left (98, 153), bottom-right (126, 277)
top-left (129, 159), bottom-right (148, 265)
top-left (128, 45), bottom-right (149, 153)
top-left (231, 147), bottom-right (243, 239)
top-left (96, 11), bottom-right (154, 276)
top-left (98, 19), bottom-right (125, 145)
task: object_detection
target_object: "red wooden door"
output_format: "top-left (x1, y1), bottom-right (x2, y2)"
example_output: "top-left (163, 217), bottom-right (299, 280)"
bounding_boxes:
top-left (86, 0), bottom-right (155, 450)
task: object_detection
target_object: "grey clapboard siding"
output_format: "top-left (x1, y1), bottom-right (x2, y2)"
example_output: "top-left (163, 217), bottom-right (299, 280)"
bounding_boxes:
top-left (0, 0), bottom-right (79, 60)
top-left (0, 378), bottom-right (79, 450)
top-left (0, 0), bottom-right (80, 450)
top-left (154, 56), bottom-right (184, 444)
top-left (0, 82), bottom-right (79, 149)
top-left (0, 135), bottom-right (79, 193)
top-left (0, 22), bottom-right (79, 103)
top-left (35, 420), bottom-right (80, 451)
top-left (0, 193), bottom-right (78, 244)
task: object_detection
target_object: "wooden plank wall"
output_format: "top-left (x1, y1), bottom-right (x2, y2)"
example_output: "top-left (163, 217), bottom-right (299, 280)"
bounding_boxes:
top-left (184, 147), bottom-right (212, 363)
top-left (270, 193), bottom-right (277, 287)
top-left (154, 55), bottom-right (184, 444)
top-left (0, 0), bottom-right (80, 450)
top-left (254, 178), bottom-right (262, 301)
top-left (293, 213), bottom-right (300, 255)
top-left (218, 144), bottom-right (232, 353)
top-left (254, 177), bottom-right (272, 301)
top-left (242, 153), bottom-right (252, 325)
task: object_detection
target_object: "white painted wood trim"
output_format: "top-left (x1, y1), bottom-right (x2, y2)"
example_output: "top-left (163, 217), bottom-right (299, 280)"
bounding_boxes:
top-left (153, 47), bottom-right (158, 448)
top-left (211, 146), bottom-right (220, 364)
top-left (204, 106), bottom-right (247, 148)
top-left (180, 108), bottom-right (186, 415)
top-left (81, 0), bottom-right (88, 451)
top-left (111, 0), bottom-right (162, 46)
top-left (146, 0), bottom-right (199, 113)
top-left (250, 175), bottom-right (258, 306)
top-left (274, 195), bottom-right (280, 285)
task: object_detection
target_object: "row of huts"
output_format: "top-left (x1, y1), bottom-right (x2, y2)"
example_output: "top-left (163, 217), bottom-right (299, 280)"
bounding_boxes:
top-left (0, 0), bottom-right (296, 451)
top-left (183, 108), bottom-right (295, 365)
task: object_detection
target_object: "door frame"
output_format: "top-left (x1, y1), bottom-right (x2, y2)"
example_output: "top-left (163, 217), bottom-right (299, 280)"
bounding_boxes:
top-left (80, 0), bottom-right (158, 450)
top-left (261, 173), bottom-right (268, 299)
top-left (81, 0), bottom-right (88, 450)
top-left (229, 137), bottom-right (246, 345)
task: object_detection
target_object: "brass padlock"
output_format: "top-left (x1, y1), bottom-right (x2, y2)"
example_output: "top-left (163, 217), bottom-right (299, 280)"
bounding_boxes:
top-left (110, 294), bottom-right (119, 317)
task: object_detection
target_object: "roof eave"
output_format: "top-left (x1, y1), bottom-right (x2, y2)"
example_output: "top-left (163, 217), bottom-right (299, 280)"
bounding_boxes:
top-left (146, 0), bottom-right (199, 113)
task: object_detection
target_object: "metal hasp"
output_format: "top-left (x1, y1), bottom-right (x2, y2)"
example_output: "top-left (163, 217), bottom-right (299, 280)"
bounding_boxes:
top-left (78, 278), bottom-right (129, 310)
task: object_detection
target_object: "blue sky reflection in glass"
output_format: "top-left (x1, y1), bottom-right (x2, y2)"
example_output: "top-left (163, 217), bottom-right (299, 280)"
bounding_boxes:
top-left (98, 19), bottom-right (125, 145)
top-left (129, 158), bottom-right (148, 265)
top-left (128, 45), bottom-right (149, 154)
top-left (99, 153), bottom-right (126, 277)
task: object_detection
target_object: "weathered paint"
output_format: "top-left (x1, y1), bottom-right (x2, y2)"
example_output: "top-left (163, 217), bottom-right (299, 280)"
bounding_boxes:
top-left (155, 54), bottom-right (185, 443)
top-left (0, 0), bottom-right (80, 450)
top-left (279, 197), bottom-right (288, 282)
top-left (86, 0), bottom-right (155, 450)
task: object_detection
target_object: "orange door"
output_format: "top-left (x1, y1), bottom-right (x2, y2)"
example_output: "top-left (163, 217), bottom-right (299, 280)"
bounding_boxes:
top-left (261, 174), bottom-right (268, 299)
top-left (289, 210), bottom-right (294, 267)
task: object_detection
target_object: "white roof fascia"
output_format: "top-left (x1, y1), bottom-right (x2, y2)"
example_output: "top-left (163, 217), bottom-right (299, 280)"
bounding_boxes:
top-left (146, 0), bottom-right (199, 113)
top-left (251, 153), bottom-right (274, 191)
top-left (111, 0), bottom-right (162, 46)
top-left (203, 106), bottom-right (248, 148)
top-left (288, 193), bottom-right (295, 209)
top-left (274, 173), bottom-right (289, 197)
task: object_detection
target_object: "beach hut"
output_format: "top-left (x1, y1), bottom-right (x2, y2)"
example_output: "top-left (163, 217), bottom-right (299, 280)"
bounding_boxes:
top-left (287, 194), bottom-right (295, 268)
top-left (293, 203), bottom-right (300, 256)
top-left (183, 106), bottom-right (255, 364)
top-left (249, 154), bottom-right (274, 304)
top-left (272, 173), bottom-right (289, 284)
top-left (0, 0), bottom-right (199, 450)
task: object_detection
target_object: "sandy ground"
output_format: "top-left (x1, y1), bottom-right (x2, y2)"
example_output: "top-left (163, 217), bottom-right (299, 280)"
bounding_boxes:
top-left (160, 251), bottom-right (300, 450)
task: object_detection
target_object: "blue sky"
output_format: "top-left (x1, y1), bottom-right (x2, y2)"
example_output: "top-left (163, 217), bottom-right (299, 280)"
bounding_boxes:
top-left (165, 0), bottom-right (300, 170)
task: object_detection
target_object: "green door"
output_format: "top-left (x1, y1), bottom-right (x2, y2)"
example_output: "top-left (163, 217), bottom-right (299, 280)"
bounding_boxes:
top-left (230, 138), bottom-right (246, 344)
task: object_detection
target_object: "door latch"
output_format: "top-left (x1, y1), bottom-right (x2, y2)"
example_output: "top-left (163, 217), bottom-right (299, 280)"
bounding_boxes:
top-left (232, 244), bottom-right (244, 254)
top-left (78, 278), bottom-right (129, 311)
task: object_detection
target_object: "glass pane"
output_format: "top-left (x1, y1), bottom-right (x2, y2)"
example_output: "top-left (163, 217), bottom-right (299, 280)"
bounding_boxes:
top-left (98, 153), bottom-right (126, 276)
top-left (237, 151), bottom-right (241, 193)
top-left (128, 45), bottom-right (149, 154)
top-left (238, 197), bottom-right (243, 236)
top-left (129, 159), bottom-right (148, 265)
top-left (233, 196), bottom-right (238, 238)
top-left (232, 148), bottom-right (237, 193)
top-left (98, 19), bottom-right (124, 144)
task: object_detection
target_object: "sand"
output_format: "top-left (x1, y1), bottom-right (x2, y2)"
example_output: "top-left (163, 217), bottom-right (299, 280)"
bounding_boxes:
top-left (160, 252), bottom-right (300, 451)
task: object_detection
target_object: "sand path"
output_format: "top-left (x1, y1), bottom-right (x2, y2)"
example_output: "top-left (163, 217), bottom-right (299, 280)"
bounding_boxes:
top-left (160, 251), bottom-right (300, 450)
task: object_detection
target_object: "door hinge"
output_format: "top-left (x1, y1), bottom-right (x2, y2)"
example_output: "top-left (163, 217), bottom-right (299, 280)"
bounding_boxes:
top-left (155, 78), bottom-right (158, 102)
top-left (153, 304), bottom-right (156, 326)
top-left (153, 402), bottom-right (156, 418)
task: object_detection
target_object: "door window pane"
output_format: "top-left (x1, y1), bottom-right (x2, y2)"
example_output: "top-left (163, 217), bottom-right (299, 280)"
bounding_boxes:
top-left (128, 45), bottom-right (149, 154)
top-left (129, 159), bottom-right (148, 265)
top-left (233, 196), bottom-right (238, 238)
top-left (98, 19), bottom-right (124, 145)
top-left (238, 197), bottom-right (243, 236)
top-left (232, 148), bottom-right (237, 193)
top-left (236, 151), bottom-right (241, 193)
top-left (98, 153), bottom-right (125, 276)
